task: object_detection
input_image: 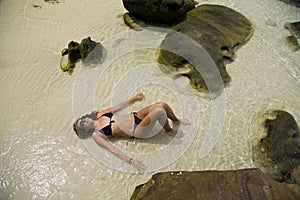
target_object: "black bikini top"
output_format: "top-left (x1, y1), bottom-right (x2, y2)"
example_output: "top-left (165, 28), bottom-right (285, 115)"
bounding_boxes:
top-left (97, 113), bottom-right (115, 136)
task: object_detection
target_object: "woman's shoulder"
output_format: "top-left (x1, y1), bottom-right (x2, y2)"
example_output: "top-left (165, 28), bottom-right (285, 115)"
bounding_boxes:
top-left (95, 108), bottom-right (113, 117)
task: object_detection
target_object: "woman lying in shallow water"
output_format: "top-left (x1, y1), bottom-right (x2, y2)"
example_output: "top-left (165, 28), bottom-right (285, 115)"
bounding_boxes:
top-left (73, 92), bottom-right (190, 171)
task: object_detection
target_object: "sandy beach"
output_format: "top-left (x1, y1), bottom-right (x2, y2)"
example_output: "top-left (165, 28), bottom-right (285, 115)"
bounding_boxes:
top-left (0, 0), bottom-right (299, 199)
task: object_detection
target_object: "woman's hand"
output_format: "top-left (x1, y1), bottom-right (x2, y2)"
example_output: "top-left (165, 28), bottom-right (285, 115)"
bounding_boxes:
top-left (130, 158), bottom-right (146, 172)
top-left (131, 92), bottom-right (144, 103)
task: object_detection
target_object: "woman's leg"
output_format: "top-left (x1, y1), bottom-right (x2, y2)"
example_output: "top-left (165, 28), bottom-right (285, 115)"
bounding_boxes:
top-left (133, 102), bottom-right (186, 138)
top-left (133, 105), bottom-right (171, 138)
top-left (156, 102), bottom-right (180, 122)
top-left (136, 102), bottom-right (180, 122)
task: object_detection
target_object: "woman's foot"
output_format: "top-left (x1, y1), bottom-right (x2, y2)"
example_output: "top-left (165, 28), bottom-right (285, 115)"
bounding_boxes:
top-left (172, 118), bottom-right (191, 125)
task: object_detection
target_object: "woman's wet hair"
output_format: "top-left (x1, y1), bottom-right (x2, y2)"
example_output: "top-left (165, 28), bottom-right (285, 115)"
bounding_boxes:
top-left (73, 111), bottom-right (98, 139)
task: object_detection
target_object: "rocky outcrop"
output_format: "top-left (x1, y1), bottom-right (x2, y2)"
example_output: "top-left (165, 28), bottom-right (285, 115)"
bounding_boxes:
top-left (130, 169), bottom-right (300, 200)
top-left (157, 5), bottom-right (254, 94)
top-left (122, 0), bottom-right (196, 27)
top-left (253, 110), bottom-right (300, 183)
top-left (60, 37), bottom-right (105, 74)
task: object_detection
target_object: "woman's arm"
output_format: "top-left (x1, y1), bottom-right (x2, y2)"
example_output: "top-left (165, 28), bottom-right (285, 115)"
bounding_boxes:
top-left (99, 92), bottom-right (144, 114)
top-left (92, 132), bottom-right (145, 171)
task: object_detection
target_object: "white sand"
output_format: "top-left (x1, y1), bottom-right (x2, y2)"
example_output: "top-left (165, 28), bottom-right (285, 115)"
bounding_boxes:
top-left (0, 0), bottom-right (299, 199)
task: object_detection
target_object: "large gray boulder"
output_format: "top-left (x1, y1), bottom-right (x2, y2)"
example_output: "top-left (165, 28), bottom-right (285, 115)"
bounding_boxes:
top-left (157, 5), bottom-right (254, 94)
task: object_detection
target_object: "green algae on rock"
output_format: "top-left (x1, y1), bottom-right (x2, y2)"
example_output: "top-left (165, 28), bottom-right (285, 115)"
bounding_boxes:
top-left (253, 109), bottom-right (300, 183)
top-left (157, 5), bottom-right (254, 94)
top-left (122, 0), bottom-right (196, 29)
top-left (60, 37), bottom-right (105, 74)
top-left (130, 169), bottom-right (300, 200)
top-left (60, 41), bottom-right (82, 74)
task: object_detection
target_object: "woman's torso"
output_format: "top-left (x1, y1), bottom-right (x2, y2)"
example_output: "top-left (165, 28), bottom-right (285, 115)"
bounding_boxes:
top-left (97, 113), bottom-right (134, 138)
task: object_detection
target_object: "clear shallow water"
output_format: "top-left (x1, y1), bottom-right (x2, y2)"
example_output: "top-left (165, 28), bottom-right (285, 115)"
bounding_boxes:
top-left (0, 0), bottom-right (299, 199)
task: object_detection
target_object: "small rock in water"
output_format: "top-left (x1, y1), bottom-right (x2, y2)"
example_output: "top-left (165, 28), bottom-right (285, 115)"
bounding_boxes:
top-left (283, 35), bottom-right (300, 52)
top-left (265, 19), bottom-right (277, 27)
top-left (60, 37), bottom-right (105, 74)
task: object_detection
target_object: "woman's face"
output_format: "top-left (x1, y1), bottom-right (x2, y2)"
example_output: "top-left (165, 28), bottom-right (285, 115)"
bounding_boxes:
top-left (78, 117), bottom-right (94, 130)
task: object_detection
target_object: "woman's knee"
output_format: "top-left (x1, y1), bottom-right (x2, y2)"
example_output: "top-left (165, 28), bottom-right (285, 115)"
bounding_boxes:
top-left (150, 106), bottom-right (166, 116)
top-left (155, 102), bottom-right (168, 108)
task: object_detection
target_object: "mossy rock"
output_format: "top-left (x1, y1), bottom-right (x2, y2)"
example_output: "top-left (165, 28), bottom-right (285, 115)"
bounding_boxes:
top-left (80, 37), bottom-right (105, 65)
top-left (60, 41), bottom-right (82, 74)
top-left (60, 37), bottom-right (105, 74)
top-left (253, 109), bottom-right (300, 183)
top-left (157, 4), bottom-right (254, 94)
top-left (122, 0), bottom-right (196, 28)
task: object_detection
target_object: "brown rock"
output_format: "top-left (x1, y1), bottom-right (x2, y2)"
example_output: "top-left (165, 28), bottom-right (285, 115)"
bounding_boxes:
top-left (131, 169), bottom-right (300, 200)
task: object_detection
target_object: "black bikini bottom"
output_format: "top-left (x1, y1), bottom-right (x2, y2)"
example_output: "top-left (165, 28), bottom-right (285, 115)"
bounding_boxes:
top-left (127, 112), bottom-right (142, 144)
top-left (132, 112), bottom-right (142, 129)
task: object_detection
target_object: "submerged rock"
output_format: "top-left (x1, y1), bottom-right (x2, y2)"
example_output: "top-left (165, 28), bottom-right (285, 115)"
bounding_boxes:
top-left (157, 5), bottom-right (254, 94)
top-left (131, 169), bottom-right (300, 200)
top-left (282, 35), bottom-right (300, 52)
top-left (285, 21), bottom-right (300, 39)
top-left (60, 37), bottom-right (105, 74)
top-left (44, 0), bottom-right (64, 4)
top-left (122, 0), bottom-right (196, 28)
top-left (80, 37), bottom-right (105, 65)
top-left (265, 19), bottom-right (277, 27)
top-left (279, 0), bottom-right (300, 7)
top-left (253, 109), bottom-right (300, 183)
